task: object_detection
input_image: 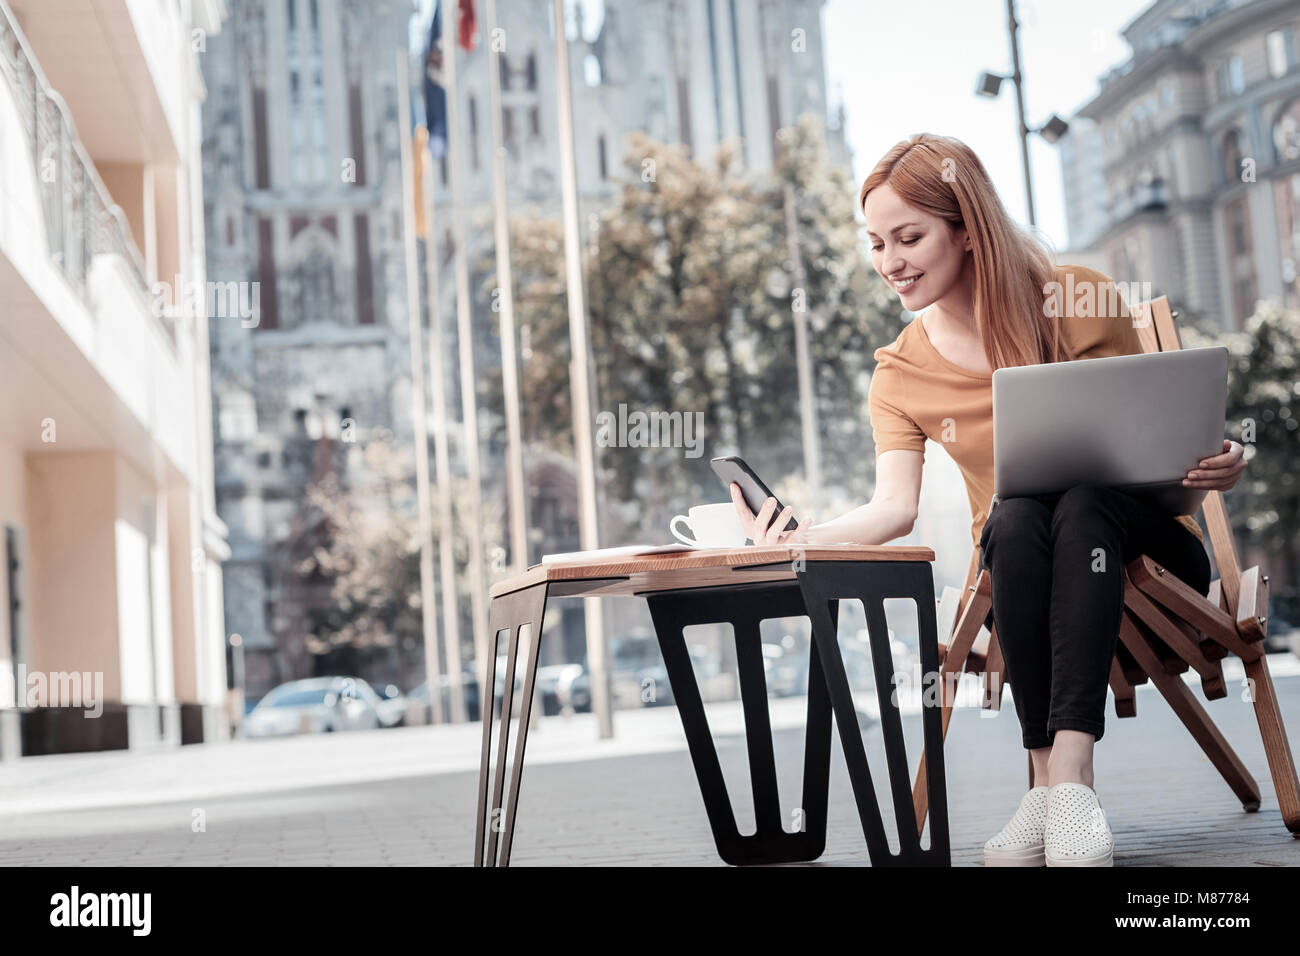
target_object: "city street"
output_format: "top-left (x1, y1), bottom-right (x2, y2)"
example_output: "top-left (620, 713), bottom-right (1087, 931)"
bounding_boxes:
top-left (2, 658), bottom-right (1298, 867)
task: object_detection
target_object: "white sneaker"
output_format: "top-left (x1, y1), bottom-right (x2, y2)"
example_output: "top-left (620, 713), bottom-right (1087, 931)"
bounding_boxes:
top-left (1044, 782), bottom-right (1114, 867)
top-left (983, 786), bottom-right (1049, 866)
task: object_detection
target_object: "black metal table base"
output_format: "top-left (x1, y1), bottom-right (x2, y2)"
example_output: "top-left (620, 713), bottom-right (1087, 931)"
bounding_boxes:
top-left (797, 561), bottom-right (948, 865)
top-left (473, 560), bottom-right (949, 867)
top-left (646, 580), bottom-right (833, 865)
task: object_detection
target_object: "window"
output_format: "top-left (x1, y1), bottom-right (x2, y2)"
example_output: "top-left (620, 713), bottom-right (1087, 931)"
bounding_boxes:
top-left (220, 391), bottom-right (258, 440)
top-left (252, 87), bottom-right (270, 189)
top-left (354, 212), bottom-right (374, 324)
top-left (286, 0), bottom-right (328, 186)
top-left (287, 1), bottom-right (304, 182)
top-left (256, 216), bottom-right (278, 329)
top-left (1267, 28), bottom-right (1295, 79)
top-left (1221, 129), bottom-right (1245, 184)
top-left (1274, 173), bottom-right (1300, 308)
top-left (347, 81), bottom-right (366, 186)
top-left (1222, 194), bottom-right (1256, 327)
top-left (5, 526), bottom-right (21, 670)
top-left (468, 95), bottom-right (480, 170)
top-left (1218, 55), bottom-right (1244, 97)
top-left (1275, 98), bottom-right (1300, 163)
top-left (1161, 81), bottom-right (1175, 108)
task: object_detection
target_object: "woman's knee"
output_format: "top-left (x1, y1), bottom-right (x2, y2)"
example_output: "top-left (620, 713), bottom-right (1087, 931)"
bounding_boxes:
top-left (980, 496), bottom-right (1052, 558)
top-left (1051, 483), bottom-right (1122, 535)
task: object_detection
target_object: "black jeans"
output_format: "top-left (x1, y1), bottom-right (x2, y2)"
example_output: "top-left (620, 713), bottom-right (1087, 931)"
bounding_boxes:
top-left (978, 483), bottom-right (1211, 749)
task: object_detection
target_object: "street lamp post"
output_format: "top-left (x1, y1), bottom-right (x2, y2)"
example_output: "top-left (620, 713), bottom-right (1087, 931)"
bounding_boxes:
top-left (976, 0), bottom-right (1070, 228)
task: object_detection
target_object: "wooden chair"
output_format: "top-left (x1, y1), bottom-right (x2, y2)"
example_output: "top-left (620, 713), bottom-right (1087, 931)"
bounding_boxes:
top-left (909, 295), bottom-right (1300, 839)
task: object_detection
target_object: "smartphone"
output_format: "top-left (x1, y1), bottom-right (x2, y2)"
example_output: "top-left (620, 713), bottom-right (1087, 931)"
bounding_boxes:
top-left (710, 455), bottom-right (799, 536)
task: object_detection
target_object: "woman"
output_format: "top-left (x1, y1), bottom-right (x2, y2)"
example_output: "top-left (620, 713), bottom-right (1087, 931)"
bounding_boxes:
top-left (730, 133), bottom-right (1245, 867)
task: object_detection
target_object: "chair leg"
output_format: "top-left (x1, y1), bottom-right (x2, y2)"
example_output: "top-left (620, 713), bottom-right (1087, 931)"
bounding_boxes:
top-left (1109, 655), bottom-right (1137, 719)
top-left (646, 580), bottom-right (832, 865)
top-left (911, 569), bottom-right (990, 836)
top-left (474, 582), bottom-right (550, 867)
top-left (1124, 575), bottom-right (1225, 697)
top-left (1118, 610), bottom-right (1261, 813)
top-left (1241, 653), bottom-right (1300, 835)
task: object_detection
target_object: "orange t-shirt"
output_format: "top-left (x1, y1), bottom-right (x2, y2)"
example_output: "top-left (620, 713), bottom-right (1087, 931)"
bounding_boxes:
top-left (868, 263), bottom-right (1205, 552)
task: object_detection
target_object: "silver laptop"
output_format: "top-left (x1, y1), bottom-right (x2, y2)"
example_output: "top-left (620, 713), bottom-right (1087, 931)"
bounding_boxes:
top-left (993, 347), bottom-right (1228, 516)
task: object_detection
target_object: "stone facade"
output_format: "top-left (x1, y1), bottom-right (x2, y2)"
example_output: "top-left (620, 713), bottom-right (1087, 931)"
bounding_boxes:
top-left (1062, 0), bottom-right (1300, 330)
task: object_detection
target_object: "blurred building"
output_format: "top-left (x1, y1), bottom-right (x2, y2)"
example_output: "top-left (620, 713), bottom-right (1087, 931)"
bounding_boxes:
top-left (1060, 0), bottom-right (1300, 329)
top-left (202, 0), bottom-right (847, 695)
top-left (0, 0), bottom-right (230, 757)
top-left (1058, 117), bottom-right (1110, 253)
top-left (201, 0), bottom-right (414, 698)
top-left (435, 0), bottom-right (845, 213)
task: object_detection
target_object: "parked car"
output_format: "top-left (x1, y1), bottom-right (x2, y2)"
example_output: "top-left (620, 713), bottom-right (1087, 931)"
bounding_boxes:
top-left (406, 656), bottom-right (565, 720)
top-left (761, 642), bottom-right (810, 697)
top-left (555, 632), bottom-right (684, 712)
top-left (406, 668), bottom-right (480, 722)
top-left (238, 677), bottom-right (382, 738)
top-left (371, 683), bottom-right (407, 728)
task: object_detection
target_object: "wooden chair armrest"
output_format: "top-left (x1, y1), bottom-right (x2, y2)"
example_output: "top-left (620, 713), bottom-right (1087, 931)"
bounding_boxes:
top-left (1126, 555), bottom-right (1262, 662)
top-left (1236, 566), bottom-right (1269, 644)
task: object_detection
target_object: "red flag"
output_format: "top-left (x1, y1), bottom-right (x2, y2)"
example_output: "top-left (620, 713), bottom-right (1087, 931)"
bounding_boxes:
top-left (458, 0), bottom-right (477, 51)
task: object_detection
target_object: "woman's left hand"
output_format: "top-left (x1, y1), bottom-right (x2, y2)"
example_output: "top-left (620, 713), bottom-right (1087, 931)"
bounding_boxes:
top-left (1183, 439), bottom-right (1246, 492)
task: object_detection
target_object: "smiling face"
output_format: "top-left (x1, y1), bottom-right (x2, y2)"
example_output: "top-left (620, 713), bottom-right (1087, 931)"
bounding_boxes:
top-left (863, 182), bottom-right (971, 310)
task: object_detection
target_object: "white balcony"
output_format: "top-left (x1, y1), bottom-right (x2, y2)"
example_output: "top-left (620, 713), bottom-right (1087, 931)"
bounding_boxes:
top-left (0, 0), bottom-right (195, 485)
top-left (6, 0), bottom-right (223, 165)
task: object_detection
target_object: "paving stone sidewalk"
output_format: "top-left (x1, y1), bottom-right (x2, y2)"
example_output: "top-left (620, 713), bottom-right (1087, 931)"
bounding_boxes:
top-left (0, 663), bottom-right (1297, 866)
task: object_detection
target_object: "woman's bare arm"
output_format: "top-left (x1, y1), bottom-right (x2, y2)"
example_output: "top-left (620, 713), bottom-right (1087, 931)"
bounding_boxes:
top-left (802, 449), bottom-right (923, 545)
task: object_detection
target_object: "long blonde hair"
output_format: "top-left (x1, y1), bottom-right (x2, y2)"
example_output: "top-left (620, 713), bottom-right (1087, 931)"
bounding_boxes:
top-left (859, 134), bottom-right (1072, 370)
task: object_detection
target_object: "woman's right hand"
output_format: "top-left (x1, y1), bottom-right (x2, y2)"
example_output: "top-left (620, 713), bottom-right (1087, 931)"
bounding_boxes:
top-left (729, 482), bottom-right (811, 546)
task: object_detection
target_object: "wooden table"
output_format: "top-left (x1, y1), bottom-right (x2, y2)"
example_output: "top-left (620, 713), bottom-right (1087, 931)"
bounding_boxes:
top-left (472, 544), bottom-right (951, 867)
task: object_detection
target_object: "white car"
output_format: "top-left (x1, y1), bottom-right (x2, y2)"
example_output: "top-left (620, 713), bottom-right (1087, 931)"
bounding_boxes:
top-left (370, 683), bottom-right (408, 728)
top-left (238, 677), bottom-right (383, 738)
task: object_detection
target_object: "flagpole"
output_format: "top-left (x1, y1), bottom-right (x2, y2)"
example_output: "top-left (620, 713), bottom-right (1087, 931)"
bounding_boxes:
top-left (421, 135), bottom-right (467, 725)
top-left (485, 0), bottom-right (531, 581)
top-left (552, 0), bottom-right (612, 739)
top-left (444, 0), bottom-right (491, 681)
top-left (396, 49), bottom-right (444, 725)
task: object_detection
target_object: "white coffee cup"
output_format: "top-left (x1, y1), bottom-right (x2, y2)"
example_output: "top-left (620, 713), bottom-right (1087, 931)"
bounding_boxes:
top-left (670, 502), bottom-right (748, 549)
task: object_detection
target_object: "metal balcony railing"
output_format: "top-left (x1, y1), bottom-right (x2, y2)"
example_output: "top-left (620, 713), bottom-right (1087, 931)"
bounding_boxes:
top-left (0, 0), bottom-right (173, 346)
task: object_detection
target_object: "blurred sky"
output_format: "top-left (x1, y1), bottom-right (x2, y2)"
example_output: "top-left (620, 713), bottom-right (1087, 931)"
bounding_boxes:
top-left (826, 0), bottom-right (1152, 251)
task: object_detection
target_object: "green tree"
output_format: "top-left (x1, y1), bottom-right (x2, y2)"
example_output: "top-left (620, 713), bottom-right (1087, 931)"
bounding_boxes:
top-left (485, 116), bottom-right (905, 542)
top-left (289, 428), bottom-right (501, 685)
top-left (1184, 302), bottom-right (1300, 607)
